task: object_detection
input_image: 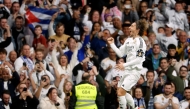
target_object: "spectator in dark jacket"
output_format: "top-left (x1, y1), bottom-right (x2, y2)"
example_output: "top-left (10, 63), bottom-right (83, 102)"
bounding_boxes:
top-left (11, 83), bottom-right (39, 109)
top-left (0, 90), bottom-right (12, 109)
top-left (0, 67), bottom-right (20, 100)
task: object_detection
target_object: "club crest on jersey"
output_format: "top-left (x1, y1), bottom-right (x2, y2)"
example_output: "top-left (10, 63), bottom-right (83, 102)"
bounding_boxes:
top-left (137, 49), bottom-right (144, 57)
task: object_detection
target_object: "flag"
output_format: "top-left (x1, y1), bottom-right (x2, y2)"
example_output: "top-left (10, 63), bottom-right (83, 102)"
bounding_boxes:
top-left (25, 6), bottom-right (57, 37)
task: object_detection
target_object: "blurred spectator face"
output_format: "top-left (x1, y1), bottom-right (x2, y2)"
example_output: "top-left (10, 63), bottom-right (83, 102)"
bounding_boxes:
top-left (56, 25), bottom-right (64, 36)
top-left (158, 72), bottom-right (166, 81)
top-left (92, 11), bottom-right (100, 22)
top-left (4, 0), bottom-right (12, 10)
top-left (26, 79), bottom-right (31, 89)
top-left (168, 49), bottom-right (176, 56)
top-left (64, 81), bottom-right (72, 91)
top-left (179, 66), bottom-right (188, 78)
top-left (35, 63), bottom-right (43, 72)
top-left (35, 51), bottom-right (44, 61)
top-left (113, 18), bottom-right (121, 29)
top-left (59, 55), bottom-right (68, 66)
top-left (108, 48), bottom-right (116, 59)
top-left (12, 2), bottom-right (20, 13)
top-left (116, 58), bottom-right (124, 64)
top-left (9, 51), bottom-right (17, 62)
top-left (22, 45), bottom-right (30, 57)
top-left (158, 28), bottom-right (165, 34)
top-left (34, 27), bottom-right (42, 36)
top-left (102, 30), bottom-right (110, 41)
top-left (140, 2), bottom-right (148, 13)
top-left (160, 59), bottom-right (169, 70)
top-left (0, 52), bottom-right (6, 61)
top-left (184, 89), bottom-right (190, 100)
top-left (146, 72), bottom-right (154, 83)
top-left (134, 88), bottom-right (143, 99)
top-left (122, 27), bottom-right (130, 36)
top-left (165, 26), bottom-right (172, 35)
top-left (2, 69), bottom-right (10, 81)
top-left (93, 23), bottom-right (101, 32)
top-left (68, 38), bottom-right (76, 50)
top-left (153, 45), bottom-right (160, 54)
top-left (148, 33), bottom-right (156, 43)
top-left (175, 3), bottom-right (183, 12)
top-left (164, 84), bottom-right (172, 95)
top-left (18, 83), bottom-right (27, 93)
top-left (0, 19), bottom-right (7, 29)
top-left (73, 10), bottom-right (80, 20)
top-left (2, 93), bottom-right (10, 105)
top-left (179, 31), bottom-right (187, 43)
top-left (137, 75), bottom-right (144, 85)
top-left (15, 18), bottom-right (23, 29)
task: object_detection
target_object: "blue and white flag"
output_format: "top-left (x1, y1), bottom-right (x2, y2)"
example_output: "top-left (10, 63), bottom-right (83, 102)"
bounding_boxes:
top-left (25, 6), bottom-right (57, 37)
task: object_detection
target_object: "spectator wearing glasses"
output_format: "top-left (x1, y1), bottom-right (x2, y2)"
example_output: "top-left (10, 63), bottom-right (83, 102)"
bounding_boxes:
top-left (166, 65), bottom-right (188, 95)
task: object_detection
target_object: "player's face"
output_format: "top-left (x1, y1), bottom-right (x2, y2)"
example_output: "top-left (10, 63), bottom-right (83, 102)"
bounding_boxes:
top-left (184, 89), bottom-right (190, 100)
top-left (129, 23), bottom-right (137, 37)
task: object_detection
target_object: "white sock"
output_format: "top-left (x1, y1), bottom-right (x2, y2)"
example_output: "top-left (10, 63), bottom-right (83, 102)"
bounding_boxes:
top-left (125, 93), bottom-right (135, 108)
top-left (118, 96), bottom-right (127, 109)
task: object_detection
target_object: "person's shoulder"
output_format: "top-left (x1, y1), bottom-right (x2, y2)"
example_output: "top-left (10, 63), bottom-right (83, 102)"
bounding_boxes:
top-left (155, 94), bottom-right (163, 98)
top-left (63, 34), bottom-right (70, 38)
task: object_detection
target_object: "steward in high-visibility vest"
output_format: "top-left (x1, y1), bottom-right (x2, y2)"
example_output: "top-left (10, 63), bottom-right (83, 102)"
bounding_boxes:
top-left (69, 72), bottom-right (103, 109)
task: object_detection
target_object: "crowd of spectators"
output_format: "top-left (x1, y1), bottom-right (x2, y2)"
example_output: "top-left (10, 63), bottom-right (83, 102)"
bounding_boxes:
top-left (0, 0), bottom-right (190, 109)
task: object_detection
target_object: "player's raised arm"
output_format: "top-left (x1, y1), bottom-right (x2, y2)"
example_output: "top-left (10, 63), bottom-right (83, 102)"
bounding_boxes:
top-left (107, 37), bottom-right (126, 58)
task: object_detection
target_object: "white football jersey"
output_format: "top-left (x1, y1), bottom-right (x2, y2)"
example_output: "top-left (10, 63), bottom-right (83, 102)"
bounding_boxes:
top-left (111, 36), bottom-right (146, 71)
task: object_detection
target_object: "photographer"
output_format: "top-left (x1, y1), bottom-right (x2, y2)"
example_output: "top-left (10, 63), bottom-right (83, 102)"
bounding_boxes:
top-left (11, 83), bottom-right (39, 109)
top-left (30, 61), bottom-right (54, 87)
top-left (38, 87), bottom-right (65, 109)
top-left (31, 74), bottom-right (55, 100)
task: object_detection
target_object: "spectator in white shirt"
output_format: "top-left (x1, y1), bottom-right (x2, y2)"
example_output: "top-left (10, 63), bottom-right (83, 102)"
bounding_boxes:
top-left (14, 44), bottom-right (34, 74)
top-left (30, 62), bottom-right (54, 86)
top-left (156, 22), bottom-right (178, 57)
top-left (161, 1), bottom-right (189, 33)
top-left (180, 87), bottom-right (190, 109)
top-left (154, 82), bottom-right (179, 109)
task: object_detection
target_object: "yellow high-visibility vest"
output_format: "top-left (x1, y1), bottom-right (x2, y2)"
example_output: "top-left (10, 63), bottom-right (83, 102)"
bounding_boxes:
top-left (75, 83), bottom-right (97, 109)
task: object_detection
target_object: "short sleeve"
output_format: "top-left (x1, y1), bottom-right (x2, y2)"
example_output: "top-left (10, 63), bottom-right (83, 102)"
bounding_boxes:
top-left (172, 97), bottom-right (179, 104)
top-left (154, 96), bottom-right (161, 104)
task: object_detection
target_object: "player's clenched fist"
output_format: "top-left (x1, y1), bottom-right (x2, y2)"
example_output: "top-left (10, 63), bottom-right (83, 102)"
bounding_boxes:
top-left (107, 37), bottom-right (114, 44)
